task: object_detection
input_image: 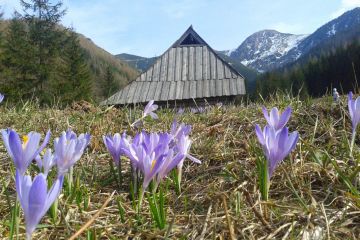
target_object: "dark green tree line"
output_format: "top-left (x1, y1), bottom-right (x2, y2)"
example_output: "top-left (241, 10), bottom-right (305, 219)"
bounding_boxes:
top-left (256, 40), bottom-right (360, 99)
top-left (0, 0), bottom-right (93, 105)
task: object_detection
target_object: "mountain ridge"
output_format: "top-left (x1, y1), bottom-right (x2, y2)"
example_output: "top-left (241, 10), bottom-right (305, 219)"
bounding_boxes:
top-left (226, 7), bottom-right (360, 72)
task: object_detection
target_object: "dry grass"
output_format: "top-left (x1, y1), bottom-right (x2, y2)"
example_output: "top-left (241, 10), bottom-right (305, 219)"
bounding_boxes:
top-left (0, 95), bottom-right (359, 239)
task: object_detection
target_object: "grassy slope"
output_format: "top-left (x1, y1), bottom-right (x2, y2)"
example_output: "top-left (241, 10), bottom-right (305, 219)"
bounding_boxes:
top-left (0, 96), bottom-right (359, 239)
top-left (77, 34), bottom-right (138, 100)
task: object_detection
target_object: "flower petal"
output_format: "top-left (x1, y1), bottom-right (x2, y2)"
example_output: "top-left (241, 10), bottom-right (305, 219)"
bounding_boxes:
top-left (269, 107), bottom-right (280, 128)
top-left (277, 107), bottom-right (292, 129)
top-left (44, 176), bottom-right (63, 211)
top-left (26, 174), bottom-right (47, 236)
top-left (255, 124), bottom-right (265, 145)
top-left (9, 130), bottom-right (26, 174)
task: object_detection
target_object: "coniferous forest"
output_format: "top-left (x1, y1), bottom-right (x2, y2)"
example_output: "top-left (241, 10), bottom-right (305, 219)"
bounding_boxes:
top-left (0, 0), bottom-right (138, 106)
top-left (255, 40), bottom-right (360, 99)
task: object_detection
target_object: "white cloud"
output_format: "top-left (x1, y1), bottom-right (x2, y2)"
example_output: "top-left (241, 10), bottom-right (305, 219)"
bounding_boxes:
top-left (331, 0), bottom-right (360, 18)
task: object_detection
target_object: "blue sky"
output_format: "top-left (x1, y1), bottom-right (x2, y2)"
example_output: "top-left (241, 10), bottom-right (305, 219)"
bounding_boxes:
top-left (1, 0), bottom-right (360, 57)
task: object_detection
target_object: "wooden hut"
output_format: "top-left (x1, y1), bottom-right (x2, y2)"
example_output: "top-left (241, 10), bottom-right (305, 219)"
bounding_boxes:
top-left (104, 26), bottom-right (246, 106)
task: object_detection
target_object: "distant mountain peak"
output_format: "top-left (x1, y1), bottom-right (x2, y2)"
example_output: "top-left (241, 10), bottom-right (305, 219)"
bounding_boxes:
top-left (228, 30), bottom-right (307, 72)
top-left (226, 7), bottom-right (360, 72)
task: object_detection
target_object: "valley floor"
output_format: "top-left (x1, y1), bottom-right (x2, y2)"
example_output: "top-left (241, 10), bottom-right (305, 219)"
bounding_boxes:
top-left (0, 96), bottom-right (359, 239)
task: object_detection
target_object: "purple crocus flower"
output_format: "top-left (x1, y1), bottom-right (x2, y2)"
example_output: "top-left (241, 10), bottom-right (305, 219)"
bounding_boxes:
top-left (156, 149), bottom-right (185, 183)
top-left (143, 100), bottom-right (158, 119)
top-left (16, 170), bottom-right (63, 239)
top-left (1, 129), bottom-right (51, 175)
top-left (131, 101), bottom-right (159, 128)
top-left (0, 93), bottom-right (4, 103)
top-left (348, 91), bottom-right (360, 133)
top-left (198, 107), bottom-right (206, 113)
top-left (170, 120), bottom-right (199, 163)
top-left (103, 133), bottom-right (129, 166)
top-left (216, 102), bottom-right (223, 108)
top-left (170, 120), bottom-right (192, 140)
top-left (262, 106), bottom-right (292, 131)
top-left (35, 149), bottom-right (56, 176)
top-left (173, 133), bottom-right (201, 186)
top-left (141, 151), bottom-right (167, 189)
top-left (54, 130), bottom-right (90, 175)
top-left (123, 131), bottom-right (171, 189)
top-left (177, 107), bottom-right (185, 115)
top-left (255, 125), bottom-right (298, 178)
top-left (65, 129), bottom-right (91, 147)
top-left (190, 107), bottom-right (198, 114)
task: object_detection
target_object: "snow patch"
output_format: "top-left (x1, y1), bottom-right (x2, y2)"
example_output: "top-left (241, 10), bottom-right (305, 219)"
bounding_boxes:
top-left (327, 24), bottom-right (337, 36)
top-left (241, 59), bottom-right (256, 66)
top-left (225, 48), bottom-right (237, 56)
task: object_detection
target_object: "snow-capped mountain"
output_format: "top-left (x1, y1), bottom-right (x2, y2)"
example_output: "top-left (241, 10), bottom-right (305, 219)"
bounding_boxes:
top-left (227, 7), bottom-right (360, 72)
top-left (228, 30), bottom-right (307, 72)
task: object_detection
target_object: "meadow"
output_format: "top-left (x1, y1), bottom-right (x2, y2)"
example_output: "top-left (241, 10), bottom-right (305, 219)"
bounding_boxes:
top-left (0, 95), bottom-right (359, 240)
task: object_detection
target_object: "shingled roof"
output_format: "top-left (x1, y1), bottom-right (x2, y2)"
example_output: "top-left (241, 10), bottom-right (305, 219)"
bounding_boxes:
top-left (104, 26), bottom-right (246, 105)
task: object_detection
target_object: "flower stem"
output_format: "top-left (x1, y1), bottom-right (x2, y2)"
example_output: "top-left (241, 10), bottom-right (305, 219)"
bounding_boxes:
top-left (118, 160), bottom-right (122, 187)
top-left (137, 187), bottom-right (145, 214)
top-left (350, 130), bottom-right (356, 157)
top-left (68, 167), bottom-right (74, 193)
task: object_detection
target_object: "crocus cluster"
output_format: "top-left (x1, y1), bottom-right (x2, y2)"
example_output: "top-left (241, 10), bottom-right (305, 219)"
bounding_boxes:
top-left (1, 128), bottom-right (90, 239)
top-left (0, 93), bottom-right (4, 103)
top-left (255, 107), bottom-right (299, 190)
top-left (103, 100), bottom-right (200, 201)
top-left (104, 120), bottom-right (200, 191)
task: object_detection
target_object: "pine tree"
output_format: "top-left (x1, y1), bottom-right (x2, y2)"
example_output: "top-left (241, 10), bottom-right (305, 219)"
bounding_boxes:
top-left (0, 8), bottom-right (4, 77)
top-left (56, 30), bottom-right (92, 104)
top-left (0, 9), bottom-right (3, 45)
top-left (19, 0), bottom-right (66, 103)
top-left (103, 66), bottom-right (118, 98)
top-left (1, 15), bottom-right (36, 99)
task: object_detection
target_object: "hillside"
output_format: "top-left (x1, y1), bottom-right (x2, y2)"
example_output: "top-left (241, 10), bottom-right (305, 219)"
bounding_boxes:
top-left (0, 95), bottom-right (359, 239)
top-left (115, 53), bottom-right (157, 72)
top-left (0, 20), bottom-right (139, 101)
top-left (76, 35), bottom-right (138, 100)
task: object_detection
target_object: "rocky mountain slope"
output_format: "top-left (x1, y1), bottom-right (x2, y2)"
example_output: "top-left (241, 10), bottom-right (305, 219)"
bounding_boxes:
top-left (228, 30), bottom-right (306, 72)
top-left (227, 7), bottom-right (360, 72)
